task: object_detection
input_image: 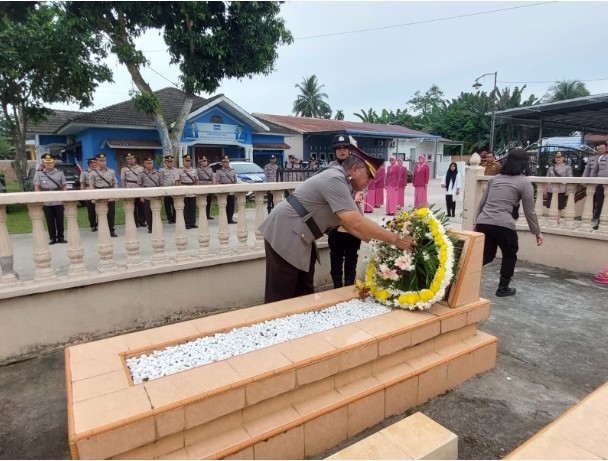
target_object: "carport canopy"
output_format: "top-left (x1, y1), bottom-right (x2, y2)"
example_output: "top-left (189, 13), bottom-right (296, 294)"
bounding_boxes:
top-left (494, 93), bottom-right (608, 133)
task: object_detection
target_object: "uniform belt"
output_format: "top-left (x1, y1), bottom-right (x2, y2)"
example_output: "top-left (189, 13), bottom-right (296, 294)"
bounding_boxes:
top-left (286, 194), bottom-right (323, 239)
top-left (126, 179), bottom-right (138, 183)
top-left (40, 188), bottom-right (58, 191)
top-left (182, 182), bottom-right (195, 185)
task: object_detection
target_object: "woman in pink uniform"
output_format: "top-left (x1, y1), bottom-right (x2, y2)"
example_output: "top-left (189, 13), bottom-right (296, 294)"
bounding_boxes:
top-left (413, 155), bottom-right (430, 209)
top-left (364, 174), bottom-right (376, 212)
top-left (397, 158), bottom-right (408, 209)
top-left (385, 156), bottom-right (400, 215)
top-left (373, 162), bottom-right (385, 208)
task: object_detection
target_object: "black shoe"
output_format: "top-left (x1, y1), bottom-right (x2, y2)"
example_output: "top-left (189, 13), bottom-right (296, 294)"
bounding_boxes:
top-left (185, 225), bottom-right (192, 229)
top-left (148, 229), bottom-right (152, 234)
top-left (496, 286), bottom-right (516, 297)
top-left (49, 239), bottom-right (57, 245)
top-left (57, 238), bottom-right (67, 244)
top-left (139, 222), bottom-right (146, 227)
top-left (110, 232), bottom-right (118, 238)
top-left (228, 220), bottom-right (237, 224)
top-left (168, 220), bottom-right (175, 224)
top-left (207, 216), bottom-right (214, 220)
top-left (190, 224), bottom-right (198, 228)
top-left (91, 227), bottom-right (97, 232)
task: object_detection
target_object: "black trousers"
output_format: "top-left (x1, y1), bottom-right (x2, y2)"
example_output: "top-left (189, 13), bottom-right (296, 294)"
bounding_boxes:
top-left (184, 196), bottom-right (196, 226)
top-left (227, 195), bottom-right (235, 222)
top-left (85, 200), bottom-right (97, 228)
top-left (104, 201), bottom-right (116, 232)
top-left (164, 196), bottom-right (176, 223)
top-left (328, 229), bottom-right (362, 288)
top-left (205, 194), bottom-right (214, 218)
top-left (264, 239), bottom-right (316, 303)
top-left (267, 191), bottom-right (275, 213)
top-left (445, 195), bottom-right (456, 217)
top-left (593, 185), bottom-right (605, 220)
top-left (43, 205), bottom-right (64, 240)
top-left (476, 223), bottom-right (519, 280)
top-left (133, 197), bottom-right (145, 226)
top-left (143, 199), bottom-right (153, 231)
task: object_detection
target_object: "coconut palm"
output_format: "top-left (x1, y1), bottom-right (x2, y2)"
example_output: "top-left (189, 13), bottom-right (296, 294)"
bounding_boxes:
top-left (545, 80), bottom-right (590, 102)
top-left (293, 75), bottom-right (331, 118)
top-left (334, 109), bottom-right (344, 120)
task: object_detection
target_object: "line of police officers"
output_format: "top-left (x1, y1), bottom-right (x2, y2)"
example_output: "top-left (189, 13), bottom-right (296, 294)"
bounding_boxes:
top-left (36, 152), bottom-right (238, 243)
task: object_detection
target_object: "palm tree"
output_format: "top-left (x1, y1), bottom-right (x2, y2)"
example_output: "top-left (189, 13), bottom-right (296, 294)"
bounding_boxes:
top-left (293, 75), bottom-right (331, 118)
top-left (545, 80), bottom-right (590, 102)
top-left (334, 109), bottom-right (344, 120)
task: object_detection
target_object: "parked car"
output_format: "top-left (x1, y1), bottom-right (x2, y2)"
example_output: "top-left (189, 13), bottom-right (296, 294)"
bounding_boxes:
top-left (210, 160), bottom-right (265, 200)
top-left (22, 163), bottom-right (82, 192)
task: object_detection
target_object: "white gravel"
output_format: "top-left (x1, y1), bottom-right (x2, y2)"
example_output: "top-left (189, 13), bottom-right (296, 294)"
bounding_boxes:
top-left (127, 299), bottom-right (390, 384)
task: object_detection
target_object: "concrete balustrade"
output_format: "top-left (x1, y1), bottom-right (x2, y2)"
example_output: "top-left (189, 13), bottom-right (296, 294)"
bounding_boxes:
top-left (462, 155), bottom-right (608, 274)
top-left (0, 183), bottom-right (299, 295)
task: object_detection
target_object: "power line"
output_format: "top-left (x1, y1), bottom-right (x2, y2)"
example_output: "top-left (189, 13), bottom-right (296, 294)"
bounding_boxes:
top-left (294, 2), bottom-right (558, 40)
top-left (501, 77), bottom-right (608, 84)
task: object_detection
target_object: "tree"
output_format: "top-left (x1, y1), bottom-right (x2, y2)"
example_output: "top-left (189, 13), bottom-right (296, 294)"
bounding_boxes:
top-left (0, 3), bottom-right (112, 188)
top-left (334, 110), bottom-right (344, 121)
top-left (353, 107), bottom-right (413, 126)
top-left (68, 2), bottom-right (293, 158)
top-left (545, 80), bottom-right (590, 102)
top-left (292, 75), bottom-right (331, 118)
top-left (407, 84), bottom-right (445, 116)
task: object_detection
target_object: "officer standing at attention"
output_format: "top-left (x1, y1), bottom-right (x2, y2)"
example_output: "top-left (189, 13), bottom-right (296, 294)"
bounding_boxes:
top-left (196, 156), bottom-right (216, 220)
top-left (484, 152), bottom-right (502, 176)
top-left (583, 141), bottom-right (607, 229)
top-left (160, 155), bottom-right (179, 224)
top-left (88, 153), bottom-right (118, 237)
top-left (264, 154), bottom-right (279, 214)
top-left (215, 155), bottom-right (238, 224)
top-left (137, 156), bottom-right (162, 233)
top-left (80, 157), bottom-right (98, 231)
top-left (120, 153), bottom-right (145, 227)
top-left (176, 153), bottom-right (199, 229)
top-left (34, 153), bottom-right (67, 244)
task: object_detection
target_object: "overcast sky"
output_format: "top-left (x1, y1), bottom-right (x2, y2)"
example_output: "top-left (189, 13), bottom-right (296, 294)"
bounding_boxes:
top-left (51, 1), bottom-right (608, 122)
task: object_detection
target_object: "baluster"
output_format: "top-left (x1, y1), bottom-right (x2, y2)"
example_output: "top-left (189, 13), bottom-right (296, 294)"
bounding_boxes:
top-left (173, 195), bottom-right (190, 261)
top-left (123, 199), bottom-right (142, 268)
top-left (253, 191), bottom-right (265, 251)
top-left (547, 184), bottom-right (558, 228)
top-left (579, 184), bottom-right (596, 231)
top-left (235, 193), bottom-right (248, 253)
top-left (534, 184), bottom-right (545, 226)
top-left (64, 201), bottom-right (87, 276)
top-left (150, 197), bottom-right (168, 265)
top-left (0, 205), bottom-right (21, 286)
top-left (196, 194), bottom-right (211, 257)
top-left (562, 184), bottom-right (576, 230)
top-left (94, 200), bottom-right (117, 272)
top-left (216, 193), bottom-right (230, 254)
top-left (275, 187), bottom-right (285, 206)
top-left (27, 203), bottom-right (56, 281)
top-left (597, 186), bottom-right (608, 233)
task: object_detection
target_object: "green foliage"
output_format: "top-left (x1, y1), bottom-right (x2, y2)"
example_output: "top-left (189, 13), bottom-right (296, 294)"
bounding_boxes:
top-left (293, 74), bottom-right (332, 118)
top-left (353, 107), bottom-right (413, 126)
top-left (334, 110), bottom-right (345, 121)
top-left (545, 80), bottom-right (590, 102)
top-left (407, 84), bottom-right (444, 116)
top-left (131, 90), bottom-right (161, 115)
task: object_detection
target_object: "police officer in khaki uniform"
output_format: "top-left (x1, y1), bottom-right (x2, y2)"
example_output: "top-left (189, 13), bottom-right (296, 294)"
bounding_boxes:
top-left (34, 153), bottom-right (68, 244)
top-left (215, 155), bottom-right (238, 224)
top-left (589, 141), bottom-right (608, 229)
top-left (137, 156), bottom-right (162, 233)
top-left (176, 153), bottom-right (199, 229)
top-left (120, 153), bottom-right (145, 227)
top-left (484, 152), bottom-right (502, 176)
top-left (80, 157), bottom-right (98, 231)
top-left (264, 155), bottom-right (279, 214)
top-left (88, 153), bottom-right (118, 237)
top-left (159, 155), bottom-right (179, 224)
top-left (544, 152), bottom-right (573, 225)
top-left (196, 156), bottom-right (216, 219)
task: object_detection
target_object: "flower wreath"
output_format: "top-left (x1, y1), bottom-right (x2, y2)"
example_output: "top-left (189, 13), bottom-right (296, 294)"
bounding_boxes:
top-left (357, 207), bottom-right (457, 310)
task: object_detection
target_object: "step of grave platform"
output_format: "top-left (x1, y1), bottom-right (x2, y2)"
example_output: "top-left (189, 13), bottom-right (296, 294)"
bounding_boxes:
top-left (65, 287), bottom-right (495, 460)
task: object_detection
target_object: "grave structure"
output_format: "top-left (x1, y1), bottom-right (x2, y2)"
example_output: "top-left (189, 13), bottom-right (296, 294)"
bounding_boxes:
top-left (65, 229), bottom-right (497, 459)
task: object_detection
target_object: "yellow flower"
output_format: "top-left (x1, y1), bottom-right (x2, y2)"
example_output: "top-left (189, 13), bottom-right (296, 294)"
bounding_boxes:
top-left (436, 267), bottom-right (446, 279)
top-left (356, 280), bottom-right (365, 289)
top-left (376, 289), bottom-right (389, 301)
top-left (431, 281), bottom-right (441, 292)
top-left (414, 207), bottom-right (428, 217)
top-left (419, 290), bottom-right (434, 302)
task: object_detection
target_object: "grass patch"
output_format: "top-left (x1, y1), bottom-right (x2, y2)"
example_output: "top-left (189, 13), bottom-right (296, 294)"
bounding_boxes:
top-left (4, 182), bottom-right (252, 234)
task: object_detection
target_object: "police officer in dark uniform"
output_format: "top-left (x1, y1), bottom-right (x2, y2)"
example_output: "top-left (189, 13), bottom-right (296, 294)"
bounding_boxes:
top-left (177, 153), bottom-right (199, 229)
top-left (215, 155), bottom-right (238, 224)
top-left (34, 153), bottom-right (67, 244)
top-left (196, 156), bottom-right (216, 219)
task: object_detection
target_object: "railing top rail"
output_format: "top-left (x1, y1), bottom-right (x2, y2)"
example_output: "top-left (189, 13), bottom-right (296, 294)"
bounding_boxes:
top-left (0, 182), bottom-right (300, 206)
top-left (476, 175), bottom-right (608, 185)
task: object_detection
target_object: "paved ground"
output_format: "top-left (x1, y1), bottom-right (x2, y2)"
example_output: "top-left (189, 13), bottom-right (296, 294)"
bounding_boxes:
top-left (2, 178), bottom-right (607, 459)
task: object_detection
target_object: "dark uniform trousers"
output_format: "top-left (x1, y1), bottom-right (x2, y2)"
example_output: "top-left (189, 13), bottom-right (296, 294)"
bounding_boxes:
top-left (445, 195), bottom-right (457, 217)
top-left (164, 196), bottom-right (176, 223)
top-left (143, 199), bottom-right (153, 231)
top-left (267, 191), bottom-right (275, 213)
top-left (184, 196), bottom-right (196, 227)
top-left (264, 239), bottom-right (316, 303)
top-left (134, 196), bottom-right (146, 226)
top-left (85, 200), bottom-right (97, 229)
top-left (227, 195), bottom-right (235, 222)
top-left (94, 188), bottom-right (115, 232)
top-left (43, 205), bottom-right (65, 241)
top-left (328, 228), bottom-right (362, 288)
top-left (593, 185), bottom-right (604, 221)
top-left (476, 223), bottom-right (519, 281)
top-left (205, 194), bottom-right (214, 218)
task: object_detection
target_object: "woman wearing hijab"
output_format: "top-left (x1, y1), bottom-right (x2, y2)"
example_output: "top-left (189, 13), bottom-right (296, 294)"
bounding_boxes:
top-left (373, 162), bottom-right (385, 208)
top-left (475, 148), bottom-right (544, 297)
top-left (413, 155), bottom-right (430, 208)
top-left (397, 158), bottom-right (408, 209)
top-left (441, 162), bottom-right (461, 217)
top-left (385, 156), bottom-right (400, 215)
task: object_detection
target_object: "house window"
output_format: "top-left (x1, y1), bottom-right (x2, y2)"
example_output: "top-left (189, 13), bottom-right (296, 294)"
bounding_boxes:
top-left (210, 115), bottom-right (223, 124)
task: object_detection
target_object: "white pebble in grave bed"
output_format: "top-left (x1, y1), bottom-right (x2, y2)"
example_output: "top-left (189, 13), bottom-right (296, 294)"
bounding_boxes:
top-left (127, 299), bottom-right (390, 384)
